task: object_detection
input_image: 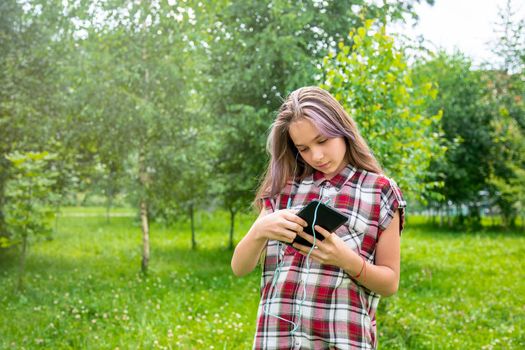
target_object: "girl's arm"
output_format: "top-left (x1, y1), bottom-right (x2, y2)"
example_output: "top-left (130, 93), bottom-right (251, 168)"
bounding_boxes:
top-left (231, 208), bottom-right (308, 277)
top-left (293, 210), bottom-right (401, 297)
top-left (342, 210), bottom-right (401, 296)
top-left (231, 209), bottom-right (269, 277)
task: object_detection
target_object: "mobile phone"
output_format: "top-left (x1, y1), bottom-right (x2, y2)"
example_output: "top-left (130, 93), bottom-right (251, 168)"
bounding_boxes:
top-left (292, 200), bottom-right (348, 247)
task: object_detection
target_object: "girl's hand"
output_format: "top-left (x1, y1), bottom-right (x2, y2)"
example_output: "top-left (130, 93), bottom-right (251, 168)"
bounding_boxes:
top-left (254, 209), bottom-right (308, 244)
top-left (292, 225), bottom-right (356, 268)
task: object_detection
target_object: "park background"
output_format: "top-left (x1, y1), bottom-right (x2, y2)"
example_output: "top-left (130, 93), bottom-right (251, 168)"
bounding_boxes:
top-left (0, 0), bottom-right (524, 349)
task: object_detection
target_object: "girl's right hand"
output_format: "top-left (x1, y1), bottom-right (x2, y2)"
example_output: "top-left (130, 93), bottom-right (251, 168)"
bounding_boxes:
top-left (253, 209), bottom-right (308, 243)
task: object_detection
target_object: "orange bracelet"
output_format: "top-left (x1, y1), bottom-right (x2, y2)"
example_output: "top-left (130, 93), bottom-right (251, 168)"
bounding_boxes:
top-left (354, 256), bottom-right (366, 279)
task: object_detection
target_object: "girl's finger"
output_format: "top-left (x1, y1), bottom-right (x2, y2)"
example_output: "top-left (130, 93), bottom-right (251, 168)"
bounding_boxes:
top-left (284, 211), bottom-right (308, 227)
top-left (296, 230), bottom-right (315, 244)
top-left (283, 220), bottom-right (304, 233)
top-left (293, 243), bottom-right (315, 254)
top-left (281, 229), bottom-right (297, 243)
top-left (314, 225), bottom-right (332, 238)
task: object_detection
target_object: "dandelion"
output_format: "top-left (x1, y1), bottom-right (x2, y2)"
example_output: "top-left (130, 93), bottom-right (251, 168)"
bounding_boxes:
top-left (91, 319), bottom-right (97, 324)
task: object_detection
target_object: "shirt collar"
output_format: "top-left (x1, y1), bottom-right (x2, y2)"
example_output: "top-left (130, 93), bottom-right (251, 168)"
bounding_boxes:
top-left (313, 163), bottom-right (356, 190)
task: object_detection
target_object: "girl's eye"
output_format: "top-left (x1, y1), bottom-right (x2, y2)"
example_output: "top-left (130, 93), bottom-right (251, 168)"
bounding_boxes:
top-left (298, 148), bottom-right (308, 153)
top-left (318, 139), bottom-right (327, 144)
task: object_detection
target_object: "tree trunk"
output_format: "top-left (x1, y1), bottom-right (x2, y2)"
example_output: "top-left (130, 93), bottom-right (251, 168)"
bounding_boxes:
top-left (54, 204), bottom-right (60, 234)
top-left (140, 200), bottom-right (150, 274)
top-left (0, 171), bottom-right (7, 237)
top-left (229, 208), bottom-right (236, 250)
top-left (446, 204), bottom-right (452, 227)
top-left (138, 145), bottom-right (150, 275)
top-left (190, 203), bottom-right (196, 250)
top-left (106, 190), bottom-right (113, 224)
top-left (139, 50), bottom-right (152, 273)
top-left (17, 234), bottom-right (28, 292)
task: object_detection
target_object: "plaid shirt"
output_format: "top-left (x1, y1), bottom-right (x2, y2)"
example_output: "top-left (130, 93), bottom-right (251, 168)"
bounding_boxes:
top-left (253, 164), bottom-right (406, 349)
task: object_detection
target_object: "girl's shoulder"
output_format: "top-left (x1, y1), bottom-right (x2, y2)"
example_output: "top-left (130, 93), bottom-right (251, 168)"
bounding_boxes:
top-left (348, 167), bottom-right (398, 190)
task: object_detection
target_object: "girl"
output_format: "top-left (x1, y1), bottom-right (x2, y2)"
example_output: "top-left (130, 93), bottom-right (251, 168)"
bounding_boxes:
top-left (231, 86), bottom-right (406, 350)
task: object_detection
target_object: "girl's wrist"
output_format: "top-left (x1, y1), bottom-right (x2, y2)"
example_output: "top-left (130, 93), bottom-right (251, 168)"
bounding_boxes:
top-left (341, 249), bottom-right (364, 276)
top-left (249, 222), bottom-right (266, 243)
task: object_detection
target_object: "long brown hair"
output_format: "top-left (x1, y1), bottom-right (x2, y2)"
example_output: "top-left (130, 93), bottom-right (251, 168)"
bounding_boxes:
top-left (254, 86), bottom-right (383, 210)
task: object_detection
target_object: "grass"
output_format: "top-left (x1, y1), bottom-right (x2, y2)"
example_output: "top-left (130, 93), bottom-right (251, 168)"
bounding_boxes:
top-left (0, 209), bottom-right (524, 349)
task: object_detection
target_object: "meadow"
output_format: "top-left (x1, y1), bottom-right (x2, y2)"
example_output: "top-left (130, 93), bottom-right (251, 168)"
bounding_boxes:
top-left (0, 208), bottom-right (524, 349)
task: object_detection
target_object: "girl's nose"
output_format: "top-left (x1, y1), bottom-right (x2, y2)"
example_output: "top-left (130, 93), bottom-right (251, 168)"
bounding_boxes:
top-left (312, 148), bottom-right (324, 162)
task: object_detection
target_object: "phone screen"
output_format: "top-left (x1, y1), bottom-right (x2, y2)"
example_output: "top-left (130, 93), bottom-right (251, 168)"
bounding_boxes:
top-left (293, 200), bottom-right (348, 247)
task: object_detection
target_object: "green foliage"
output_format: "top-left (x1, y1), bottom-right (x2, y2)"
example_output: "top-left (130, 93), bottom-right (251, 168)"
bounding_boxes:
top-left (3, 150), bottom-right (57, 290)
top-left (0, 0), bottom-right (64, 237)
top-left (4, 151), bottom-right (57, 246)
top-left (486, 71), bottom-right (525, 227)
top-left (412, 52), bottom-right (496, 226)
top-left (320, 19), bottom-right (444, 202)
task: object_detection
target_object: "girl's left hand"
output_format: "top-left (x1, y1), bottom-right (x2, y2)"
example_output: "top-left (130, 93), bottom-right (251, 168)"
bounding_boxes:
top-left (292, 225), bottom-right (356, 268)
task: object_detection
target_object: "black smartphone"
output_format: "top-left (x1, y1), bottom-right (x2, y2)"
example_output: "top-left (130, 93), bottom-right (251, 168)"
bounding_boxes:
top-left (292, 200), bottom-right (348, 247)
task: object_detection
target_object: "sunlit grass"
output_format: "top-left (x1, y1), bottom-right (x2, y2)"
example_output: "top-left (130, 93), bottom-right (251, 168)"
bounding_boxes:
top-left (0, 209), bottom-right (524, 349)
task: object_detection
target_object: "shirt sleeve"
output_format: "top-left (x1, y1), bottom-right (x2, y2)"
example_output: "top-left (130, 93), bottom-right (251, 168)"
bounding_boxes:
top-left (378, 177), bottom-right (407, 239)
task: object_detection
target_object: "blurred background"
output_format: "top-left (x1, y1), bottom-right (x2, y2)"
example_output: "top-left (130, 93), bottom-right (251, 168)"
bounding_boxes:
top-left (0, 0), bottom-right (523, 349)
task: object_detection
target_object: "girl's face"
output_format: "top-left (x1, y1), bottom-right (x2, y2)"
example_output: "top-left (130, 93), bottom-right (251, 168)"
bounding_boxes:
top-left (288, 118), bottom-right (348, 180)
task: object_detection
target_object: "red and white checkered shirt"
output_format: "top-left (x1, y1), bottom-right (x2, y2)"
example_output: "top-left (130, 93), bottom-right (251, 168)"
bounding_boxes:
top-left (253, 164), bottom-right (406, 349)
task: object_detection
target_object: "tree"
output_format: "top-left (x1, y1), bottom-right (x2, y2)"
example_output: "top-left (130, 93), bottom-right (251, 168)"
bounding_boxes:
top-left (485, 0), bottom-right (525, 228)
top-left (57, 0), bottom-right (205, 272)
top-left (491, 0), bottom-right (525, 74)
top-left (321, 20), bottom-right (443, 204)
top-left (3, 151), bottom-right (57, 291)
top-left (0, 0), bottom-right (63, 241)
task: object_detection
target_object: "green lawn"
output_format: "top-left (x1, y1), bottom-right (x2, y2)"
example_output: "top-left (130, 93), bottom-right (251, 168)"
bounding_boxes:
top-left (0, 209), bottom-right (524, 349)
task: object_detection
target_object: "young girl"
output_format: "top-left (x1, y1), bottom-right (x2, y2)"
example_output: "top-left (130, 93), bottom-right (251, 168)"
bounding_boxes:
top-left (231, 86), bottom-right (406, 350)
